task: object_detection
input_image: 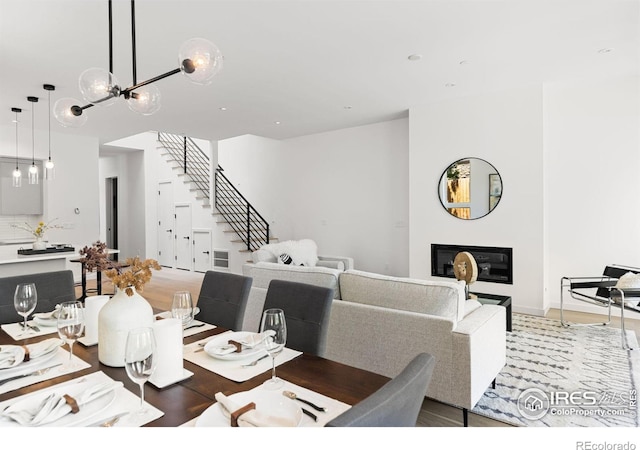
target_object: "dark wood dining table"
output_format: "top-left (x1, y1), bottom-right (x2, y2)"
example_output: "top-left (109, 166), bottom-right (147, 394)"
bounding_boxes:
top-left (0, 325), bottom-right (391, 427)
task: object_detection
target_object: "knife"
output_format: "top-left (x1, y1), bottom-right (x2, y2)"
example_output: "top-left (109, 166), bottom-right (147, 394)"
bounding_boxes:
top-left (0, 363), bottom-right (62, 386)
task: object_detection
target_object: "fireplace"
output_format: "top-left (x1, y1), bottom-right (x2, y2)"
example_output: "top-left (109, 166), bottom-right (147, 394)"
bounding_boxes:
top-left (431, 244), bottom-right (513, 284)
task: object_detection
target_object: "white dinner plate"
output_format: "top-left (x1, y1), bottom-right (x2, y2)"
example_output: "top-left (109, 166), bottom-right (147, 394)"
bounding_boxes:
top-left (0, 381), bottom-right (117, 427)
top-left (33, 316), bottom-right (57, 328)
top-left (195, 390), bottom-right (303, 427)
top-left (204, 332), bottom-right (267, 361)
top-left (0, 346), bottom-right (59, 378)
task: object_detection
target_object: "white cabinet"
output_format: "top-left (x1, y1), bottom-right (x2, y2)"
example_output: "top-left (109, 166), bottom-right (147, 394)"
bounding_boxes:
top-left (0, 159), bottom-right (43, 215)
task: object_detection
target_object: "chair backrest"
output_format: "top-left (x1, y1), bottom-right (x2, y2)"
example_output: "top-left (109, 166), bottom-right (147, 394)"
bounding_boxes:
top-left (0, 270), bottom-right (76, 324)
top-left (325, 352), bottom-right (436, 427)
top-left (196, 271), bottom-right (253, 331)
top-left (596, 265), bottom-right (640, 299)
top-left (262, 279), bottom-right (333, 356)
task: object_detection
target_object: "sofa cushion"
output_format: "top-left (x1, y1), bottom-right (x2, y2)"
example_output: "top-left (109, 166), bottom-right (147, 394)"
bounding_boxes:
top-left (252, 249), bottom-right (277, 264)
top-left (339, 270), bottom-right (466, 322)
top-left (242, 262), bottom-right (342, 299)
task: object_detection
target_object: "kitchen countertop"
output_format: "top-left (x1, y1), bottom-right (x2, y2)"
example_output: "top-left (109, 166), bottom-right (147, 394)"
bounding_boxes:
top-left (0, 244), bottom-right (119, 264)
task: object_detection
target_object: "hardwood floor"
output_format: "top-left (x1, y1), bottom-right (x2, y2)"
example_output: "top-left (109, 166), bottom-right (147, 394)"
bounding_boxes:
top-left (80, 267), bottom-right (640, 427)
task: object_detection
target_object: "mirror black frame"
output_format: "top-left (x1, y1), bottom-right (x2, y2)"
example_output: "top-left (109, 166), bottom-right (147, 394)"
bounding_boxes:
top-left (438, 157), bottom-right (502, 220)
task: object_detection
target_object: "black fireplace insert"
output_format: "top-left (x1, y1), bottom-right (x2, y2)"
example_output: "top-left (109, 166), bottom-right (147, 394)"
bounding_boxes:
top-left (431, 243), bottom-right (513, 284)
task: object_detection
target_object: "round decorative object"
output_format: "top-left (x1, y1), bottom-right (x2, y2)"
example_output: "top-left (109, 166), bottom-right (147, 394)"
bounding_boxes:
top-left (32, 237), bottom-right (46, 251)
top-left (98, 286), bottom-right (154, 367)
top-left (453, 252), bottom-right (478, 285)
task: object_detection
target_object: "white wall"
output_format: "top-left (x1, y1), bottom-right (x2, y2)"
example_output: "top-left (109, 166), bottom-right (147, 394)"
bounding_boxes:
top-left (544, 75), bottom-right (640, 318)
top-left (0, 125), bottom-right (100, 247)
top-left (218, 120), bottom-right (410, 276)
top-left (409, 86), bottom-right (545, 315)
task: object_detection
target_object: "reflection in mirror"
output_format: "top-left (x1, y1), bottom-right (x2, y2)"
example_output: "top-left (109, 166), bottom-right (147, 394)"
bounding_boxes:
top-left (438, 158), bottom-right (502, 220)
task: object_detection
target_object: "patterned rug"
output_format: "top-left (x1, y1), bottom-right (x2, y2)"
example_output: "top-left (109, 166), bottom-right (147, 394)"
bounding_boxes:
top-left (471, 313), bottom-right (639, 426)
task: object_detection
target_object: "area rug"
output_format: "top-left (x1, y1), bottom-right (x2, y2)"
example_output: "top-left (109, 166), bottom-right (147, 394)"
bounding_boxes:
top-left (471, 313), bottom-right (639, 426)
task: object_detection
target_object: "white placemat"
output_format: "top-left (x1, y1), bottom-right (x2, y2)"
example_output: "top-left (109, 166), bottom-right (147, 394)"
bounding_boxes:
top-left (183, 334), bottom-right (302, 382)
top-left (182, 379), bottom-right (351, 427)
top-left (154, 311), bottom-right (217, 337)
top-left (0, 347), bottom-right (91, 395)
top-left (0, 370), bottom-right (163, 427)
top-left (1, 320), bottom-right (58, 340)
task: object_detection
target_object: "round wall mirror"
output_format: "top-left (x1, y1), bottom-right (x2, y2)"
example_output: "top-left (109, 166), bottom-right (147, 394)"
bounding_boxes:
top-left (438, 157), bottom-right (502, 220)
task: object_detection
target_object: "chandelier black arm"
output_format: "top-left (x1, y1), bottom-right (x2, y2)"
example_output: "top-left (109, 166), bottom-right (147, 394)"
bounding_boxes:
top-left (71, 64), bottom-right (193, 115)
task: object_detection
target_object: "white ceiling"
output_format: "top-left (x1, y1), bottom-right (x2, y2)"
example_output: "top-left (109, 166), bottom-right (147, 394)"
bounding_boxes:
top-left (1, 0), bottom-right (638, 148)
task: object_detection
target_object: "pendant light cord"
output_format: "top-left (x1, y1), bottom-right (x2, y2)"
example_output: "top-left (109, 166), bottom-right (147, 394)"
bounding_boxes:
top-left (31, 106), bottom-right (35, 165)
top-left (48, 90), bottom-right (51, 161)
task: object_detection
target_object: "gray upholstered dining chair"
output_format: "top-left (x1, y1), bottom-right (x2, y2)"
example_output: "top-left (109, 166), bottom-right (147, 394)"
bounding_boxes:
top-left (195, 270), bottom-right (253, 331)
top-left (262, 279), bottom-right (334, 357)
top-left (325, 352), bottom-right (436, 427)
top-left (0, 270), bottom-right (76, 324)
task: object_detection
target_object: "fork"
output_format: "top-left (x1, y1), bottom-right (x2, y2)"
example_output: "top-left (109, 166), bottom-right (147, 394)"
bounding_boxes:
top-left (241, 354), bottom-right (269, 367)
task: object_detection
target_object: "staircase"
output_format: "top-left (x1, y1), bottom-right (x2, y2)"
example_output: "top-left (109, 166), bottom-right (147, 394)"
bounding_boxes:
top-left (156, 132), bottom-right (273, 252)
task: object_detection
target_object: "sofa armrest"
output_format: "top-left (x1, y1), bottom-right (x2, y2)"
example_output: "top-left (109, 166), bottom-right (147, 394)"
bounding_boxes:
top-left (318, 255), bottom-right (354, 270)
top-left (451, 304), bottom-right (506, 409)
top-left (324, 300), bottom-right (456, 397)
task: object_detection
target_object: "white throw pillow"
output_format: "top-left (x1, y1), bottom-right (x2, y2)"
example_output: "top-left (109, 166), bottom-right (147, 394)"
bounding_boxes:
top-left (614, 272), bottom-right (640, 308)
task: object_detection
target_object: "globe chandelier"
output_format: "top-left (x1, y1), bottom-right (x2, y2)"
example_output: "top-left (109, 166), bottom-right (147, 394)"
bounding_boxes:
top-left (54, 0), bottom-right (223, 127)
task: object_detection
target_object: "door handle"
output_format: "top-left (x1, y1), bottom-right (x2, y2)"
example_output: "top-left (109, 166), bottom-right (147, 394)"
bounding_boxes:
top-left (203, 251), bottom-right (210, 255)
top-left (166, 229), bottom-right (172, 233)
top-left (183, 236), bottom-right (190, 240)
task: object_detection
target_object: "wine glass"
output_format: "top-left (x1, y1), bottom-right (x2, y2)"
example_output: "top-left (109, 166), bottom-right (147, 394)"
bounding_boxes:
top-left (57, 301), bottom-right (85, 369)
top-left (14, 283), bottom-right (37, 332)
top-left (124, 327), bottom-right (157, 416)
top-left (171, 291), bottom-right (194, 328)
top-left (260, 308), bottom-right (287, 390)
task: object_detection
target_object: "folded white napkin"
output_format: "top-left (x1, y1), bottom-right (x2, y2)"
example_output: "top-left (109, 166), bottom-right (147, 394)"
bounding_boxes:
top-left (2, 381), bottom-right (123, 426)
top-left (33, 305), bottom-right (61, 321)
top-left (214, 392), bottom-right (297, 427)
top-left (208, 331), bottom-right (276, 355)
top-left (0, 338), bottom-right (62, 369)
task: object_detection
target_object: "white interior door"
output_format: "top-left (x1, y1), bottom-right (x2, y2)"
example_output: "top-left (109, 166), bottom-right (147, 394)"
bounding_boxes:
top-left (157, 182), bottom-right (174, 267)
top-left (175, 204), bottom-right (192, 270)
top-left (193, 230), bottom-right (212, 273)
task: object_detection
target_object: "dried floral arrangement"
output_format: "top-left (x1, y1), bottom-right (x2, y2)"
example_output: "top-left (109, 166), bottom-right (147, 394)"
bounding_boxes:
top-left (79, 241), bottom-right (114, 273)
top-left (11, 218), bottom-right (62, 238)
top-left (105, 256), bottom-right (162, 296)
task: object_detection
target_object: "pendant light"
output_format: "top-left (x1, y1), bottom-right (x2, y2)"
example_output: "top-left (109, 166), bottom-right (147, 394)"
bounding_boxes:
top-left (44, 84), bottom-right (55, 180)
top-left (54, 0), bottom-right (222, 126)
top-left (11, 108), bottom-right (22, 188)
top-left (27, 96), bottom-right (39, 185)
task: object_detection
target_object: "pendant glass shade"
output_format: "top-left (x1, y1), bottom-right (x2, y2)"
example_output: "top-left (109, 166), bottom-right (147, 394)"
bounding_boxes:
top-left (45, 158), bottom-right (55, 180)
top-left (28, 164), bottom-right (39, 185)
top-left (53, 98), bottom-right (88, 128)
top-left (78, 67), bottom-right (121, 106)
top-left (179, 38), bottom-right (223, 85)
top-left (12, 168), bottom-right (22, 188)
top-left (127, 85), bottom-right (161, 115)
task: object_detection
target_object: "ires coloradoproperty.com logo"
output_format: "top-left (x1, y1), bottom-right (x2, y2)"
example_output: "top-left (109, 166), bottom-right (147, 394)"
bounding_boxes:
top-left (517, 387), bottom-right (637, 420)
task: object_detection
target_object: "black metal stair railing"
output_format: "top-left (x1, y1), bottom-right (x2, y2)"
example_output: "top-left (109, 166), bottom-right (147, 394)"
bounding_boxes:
top-left (215, 167), bottom-right (270, 251)
top-left (156, 131), bottom-right (270, 252)
top-left (157, 132), bottom-right (210, 201)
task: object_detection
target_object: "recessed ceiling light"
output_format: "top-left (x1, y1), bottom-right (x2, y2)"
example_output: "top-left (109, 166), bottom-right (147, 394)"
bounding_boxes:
top-left (274, 121), bottom-right (281, 125)
top-left (598, 48), bottom-right (614, 53)
top-left (219, 107), bottom-right (227, 111)
top-left (445, 83), bottom-right (456, 88)
top-left (407, 54), bottom-right (422, 61)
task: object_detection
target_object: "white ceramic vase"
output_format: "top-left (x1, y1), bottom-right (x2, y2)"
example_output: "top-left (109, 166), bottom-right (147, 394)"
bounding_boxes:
top-left (98, 286), bottom-right (154, 367)
top-left (33, 237), bottom-right (46, 250)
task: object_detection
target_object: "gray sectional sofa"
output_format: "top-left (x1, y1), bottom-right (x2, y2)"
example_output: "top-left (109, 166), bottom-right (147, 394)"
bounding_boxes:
top-left (240, 262), bottom-right (506, 417)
